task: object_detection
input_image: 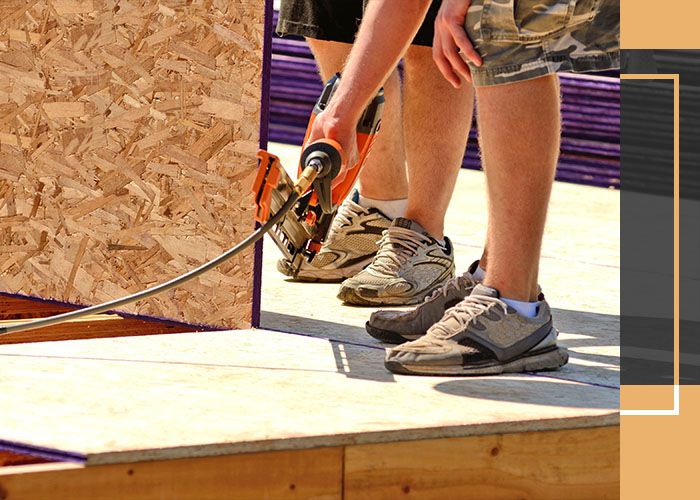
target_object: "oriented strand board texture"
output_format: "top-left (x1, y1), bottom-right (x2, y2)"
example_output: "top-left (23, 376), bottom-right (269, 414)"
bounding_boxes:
top-left (0, 0), bottom-right (263, 327)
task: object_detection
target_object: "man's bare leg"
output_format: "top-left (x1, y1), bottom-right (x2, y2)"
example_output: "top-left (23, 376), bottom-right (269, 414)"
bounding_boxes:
top-left (402, 45), bottom-right (474, 239)
top-left (477, 75), bottom-right (561, 301)
top-left (278, 39), bottom-right (409, 282)
top-left (337, 46), bottom-right (474, 306)
top-left (384, 74), bottom-right (568, 375)
top-left (307, 39), bottom-right (408, 200)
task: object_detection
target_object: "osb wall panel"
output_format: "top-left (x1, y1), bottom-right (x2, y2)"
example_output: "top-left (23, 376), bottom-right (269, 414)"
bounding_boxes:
top-left (0, 0), bottom-right (263, 327)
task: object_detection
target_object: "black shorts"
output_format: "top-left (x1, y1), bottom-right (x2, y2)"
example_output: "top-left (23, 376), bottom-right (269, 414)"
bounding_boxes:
top-left (276, 0), bottom-right (441, 47)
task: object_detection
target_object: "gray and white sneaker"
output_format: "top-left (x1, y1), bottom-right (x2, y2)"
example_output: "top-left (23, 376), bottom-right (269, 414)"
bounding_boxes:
top-left (365, 260), bottom-right (481, 344)
top-left (384, 284), bottom-right (569, 376)
top-left (277, 193), bottom-right (391, 282)
top-left (337, 218), bottom-right (455, 306)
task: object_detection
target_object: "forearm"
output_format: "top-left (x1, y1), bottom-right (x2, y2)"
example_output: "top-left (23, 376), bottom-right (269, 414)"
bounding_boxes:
top-left (326, 0), bottom-right (432, 126)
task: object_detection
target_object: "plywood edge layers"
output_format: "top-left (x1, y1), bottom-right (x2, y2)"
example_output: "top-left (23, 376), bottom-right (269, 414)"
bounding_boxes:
top-left (83, 415), bottom-right (619, 466)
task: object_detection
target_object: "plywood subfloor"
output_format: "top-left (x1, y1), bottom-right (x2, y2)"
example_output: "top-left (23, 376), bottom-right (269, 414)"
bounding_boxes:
top-left (0, 327), bottom-right (616, 466)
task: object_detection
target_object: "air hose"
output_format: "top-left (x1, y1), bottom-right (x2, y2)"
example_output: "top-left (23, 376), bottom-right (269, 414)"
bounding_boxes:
top-left (0, 159), bottom-right (327, 337)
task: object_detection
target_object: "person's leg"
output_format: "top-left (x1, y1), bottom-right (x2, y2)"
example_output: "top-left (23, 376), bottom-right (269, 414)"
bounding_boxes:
top-left (307, 38), bottom-right (408, 201)
top-left (401, 44), bottom-right (474, 239)
top-left (278, 38), bottom-right (409, 282)
top-left (477, 75), bottom-right (561, 301)
top-left (383, 75), bottom-right (568, 374)
top-left (338, 46), bottom-right (476, 306)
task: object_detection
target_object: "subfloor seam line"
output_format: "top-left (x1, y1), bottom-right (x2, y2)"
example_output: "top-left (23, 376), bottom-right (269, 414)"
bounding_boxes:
top-left (0, 352), bottom-right (337, 374)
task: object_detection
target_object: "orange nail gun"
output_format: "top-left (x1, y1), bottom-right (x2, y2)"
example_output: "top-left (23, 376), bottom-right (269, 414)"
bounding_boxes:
top-left (253, 74), bottom-right (384, 277)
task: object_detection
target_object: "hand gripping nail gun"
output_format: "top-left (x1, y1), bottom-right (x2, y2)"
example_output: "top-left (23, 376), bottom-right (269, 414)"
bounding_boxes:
top-left (253, 74), bottom-right (384, 277)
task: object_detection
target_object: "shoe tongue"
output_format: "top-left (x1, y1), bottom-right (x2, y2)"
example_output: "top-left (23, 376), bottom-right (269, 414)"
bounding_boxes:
top-left (470, 283), bottom-right (500, 298)
top-left (391, 217), bottom-right (430, 238)
top-left (431, 283), bottom-right (499, 337)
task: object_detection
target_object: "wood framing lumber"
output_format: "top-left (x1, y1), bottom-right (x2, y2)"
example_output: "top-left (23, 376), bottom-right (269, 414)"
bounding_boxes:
top-left (0, 447), bottom-right (344, 500)
top-left (0, 295), bottom-right (197, 344)
top-left (0, 452), bottom-right (48, 467)
top-left (344, 426), bottom-right (620, 500)
top-left (0, 427), bottom-right (618, 500)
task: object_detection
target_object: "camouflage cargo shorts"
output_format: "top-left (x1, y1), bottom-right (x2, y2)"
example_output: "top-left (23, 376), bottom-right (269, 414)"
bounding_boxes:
top-left (465, 0), bottom-right (619, 86)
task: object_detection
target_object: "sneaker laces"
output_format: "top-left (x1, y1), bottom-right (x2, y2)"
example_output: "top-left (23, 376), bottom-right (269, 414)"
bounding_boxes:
top-left (424, 272), bottom-right (476, 303)
top-left (431, 294), bottom-right (508, 338)
top-left (371, 227), bottom-right (432, 276)
top-left (327, 201), bottom-right (367, 242)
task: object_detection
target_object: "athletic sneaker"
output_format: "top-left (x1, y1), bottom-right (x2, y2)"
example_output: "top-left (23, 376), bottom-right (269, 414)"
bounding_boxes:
top-left (277, 193), bottom-right (391, 282)
top-left (365, 260), bottom-right (481, 344)
top-left (384, 284), bottom-right (569, 376)
top-left (337, 218), bottom-right (455, 306)
top-left (277, 191), bottom-right (391, 282)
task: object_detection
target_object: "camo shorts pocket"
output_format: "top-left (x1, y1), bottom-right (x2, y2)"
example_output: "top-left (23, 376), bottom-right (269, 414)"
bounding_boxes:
top-left (481, 0), bottom-right (599, 42)
top-left (466, 0), bottom-right (619, 86)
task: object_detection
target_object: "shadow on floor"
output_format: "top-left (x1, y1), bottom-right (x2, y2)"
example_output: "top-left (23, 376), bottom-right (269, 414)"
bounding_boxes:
top-left (261, 306), bottom-right (620, 387)
top-left (261, 310), bottom-right (397, 383)
top-left (330, 342), bottom-right (396, 383)
top-left (551, 307), bottom-right (620, 368)
top-left (433, 376), bottom-right (618, 409)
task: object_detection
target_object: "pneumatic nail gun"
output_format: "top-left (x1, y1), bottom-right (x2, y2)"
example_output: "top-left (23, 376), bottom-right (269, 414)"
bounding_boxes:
top-left (253, 74), bottom-right (384, 278)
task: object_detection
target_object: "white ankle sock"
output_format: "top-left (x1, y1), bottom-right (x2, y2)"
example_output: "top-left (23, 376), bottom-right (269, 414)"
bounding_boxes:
top-left (472, 265), bottom-right (486, 281)
top-left (358, 194), bottom-right (407, 220)
top-left (502, 297), bottom-right (540, 318)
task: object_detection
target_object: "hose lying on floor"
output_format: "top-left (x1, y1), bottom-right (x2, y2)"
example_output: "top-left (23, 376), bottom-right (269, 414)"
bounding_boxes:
top-left (0, 192), bottom-right (301, 336)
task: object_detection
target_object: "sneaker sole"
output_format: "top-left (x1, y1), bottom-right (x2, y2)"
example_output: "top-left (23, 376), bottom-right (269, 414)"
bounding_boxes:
top-left (365, 322), bottom-right (422, 344)
top-left (277, 256), bottom-right (374, 283)
top-left (338, 268), bottom-right (455, 307)
top-left (385, 345), bottom-right (569, 376)
top-left (338, 287), bottom-right (433, 306)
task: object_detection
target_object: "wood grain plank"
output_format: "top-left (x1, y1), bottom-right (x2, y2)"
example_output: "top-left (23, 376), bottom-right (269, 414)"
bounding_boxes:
top-left (0, 451), bottom-right (49, 467)
top-left (344, 426), bottom-right (620, 500)
top-left (0, 447), bottom-right (343, 500)
top-left (0, 295), bottom-right (198, 344)
top-left (0, 295), bottom-right (74, 319)
top-left (0, 315), bottom-right (196, 345)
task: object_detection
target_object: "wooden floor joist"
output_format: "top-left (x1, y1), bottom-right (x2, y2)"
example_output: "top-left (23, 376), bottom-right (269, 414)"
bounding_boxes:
top-left (0, 427), bottom-right (619, 500)
top-left (0, 295), bottom-right (198, 345)
top-left (0, 451), bottom-right (50, 468)
top-left (344, 426), bottom-right (620, 500)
